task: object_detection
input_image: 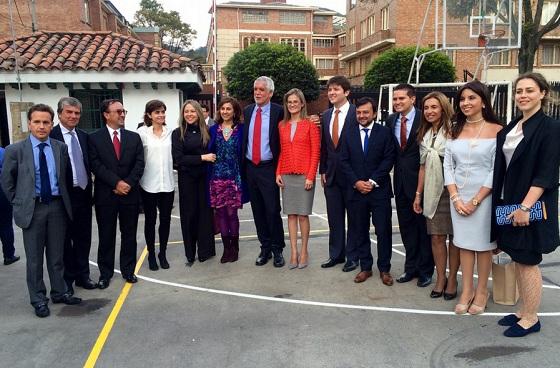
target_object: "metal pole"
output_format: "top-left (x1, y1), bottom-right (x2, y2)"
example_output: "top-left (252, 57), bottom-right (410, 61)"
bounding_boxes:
top-left (212, 0), bottom-right (218, 118)
top-left (408, 0), bottom-right (433, 84)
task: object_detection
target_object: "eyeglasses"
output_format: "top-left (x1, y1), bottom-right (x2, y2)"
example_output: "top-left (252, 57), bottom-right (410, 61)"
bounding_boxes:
top-left (108, 109), bottom-right (128, 115)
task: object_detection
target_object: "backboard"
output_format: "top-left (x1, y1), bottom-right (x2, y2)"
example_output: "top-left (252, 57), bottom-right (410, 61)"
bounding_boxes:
top-left (440, 0), bottom-right (522, 50)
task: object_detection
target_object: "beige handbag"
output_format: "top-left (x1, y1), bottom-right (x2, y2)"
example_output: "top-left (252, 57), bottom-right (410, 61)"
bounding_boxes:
top-left (492, 255), bottom-right (519, 306)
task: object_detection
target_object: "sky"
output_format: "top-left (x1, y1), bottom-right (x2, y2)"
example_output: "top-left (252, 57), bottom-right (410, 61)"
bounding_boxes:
top-left (111, 0), bottom-right (347, 49)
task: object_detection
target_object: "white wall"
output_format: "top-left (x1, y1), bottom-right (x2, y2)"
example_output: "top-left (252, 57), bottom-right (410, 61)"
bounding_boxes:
top-left (486, 68), bottom-right (560, 82)
top-left (122, 84), bottom-right (182, 132)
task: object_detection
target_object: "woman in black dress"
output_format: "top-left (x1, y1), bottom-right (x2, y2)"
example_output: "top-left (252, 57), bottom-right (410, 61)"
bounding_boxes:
top-left (172, 100), bottom-right (216, 266)
top-left (492, 72), bottom-right (560, 337)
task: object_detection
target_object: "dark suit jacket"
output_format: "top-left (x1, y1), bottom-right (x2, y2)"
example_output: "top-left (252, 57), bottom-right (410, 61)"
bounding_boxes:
top-left (339, 123), bottom-right (396, 201)
top-left (385, 108), bottom-right (422, 198)
top-left (88, 127), bottom-right (145, 206)
top-left (50, 125), bottom-right (93, 198)
top-left (242, 102), bottom-right (284, 167)
top-left (491, 110), bottom-right (560, 253)
top-left (319, 104), bottom-right (357, 187)
top-left (0, 137), bottom-right (72, 228)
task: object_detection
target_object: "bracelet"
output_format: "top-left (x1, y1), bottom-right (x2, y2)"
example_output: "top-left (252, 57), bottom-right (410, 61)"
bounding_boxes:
top-left (452, 197), bottom-right (460, 203)
top-left (450, 193), bottom-right (459, 200)
top-left (519, 204), bottom-right (530, 212)
top-left (415, 191), bottom-right (421, 196)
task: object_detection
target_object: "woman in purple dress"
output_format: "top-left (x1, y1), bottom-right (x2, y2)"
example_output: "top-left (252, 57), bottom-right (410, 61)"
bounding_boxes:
top-left (208, 97), bottom-right (249, 263)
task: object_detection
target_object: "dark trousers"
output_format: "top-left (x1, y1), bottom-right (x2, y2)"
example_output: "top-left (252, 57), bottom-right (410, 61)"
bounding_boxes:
top-left (347, 195), bottom-right (392, 272)
top-left (64, 186), bottom-right (92, 284)
top-left (395, 192), bottom-right (433, 277)
top-left (324, 181), bottom-right (347, 261)
top-left (95, 201), bottom-right (139, 279)
top-left (178, 173), bottom-right (215, 262)
top-left (0, 188), bottom-right (15, 259)
top-left (246, 161), bottom-right (285, 254)
top-left (141, 189), bottom-right (174, 252)
top-left (22, 198), bottom-right (68, 306)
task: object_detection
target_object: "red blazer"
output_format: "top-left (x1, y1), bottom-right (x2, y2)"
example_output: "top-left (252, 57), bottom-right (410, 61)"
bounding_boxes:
top-left (276, 119), bottom-right (320, 180)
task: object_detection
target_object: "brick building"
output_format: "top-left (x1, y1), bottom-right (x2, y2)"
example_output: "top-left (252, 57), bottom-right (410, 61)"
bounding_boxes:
top-left (205, 0), bottom-right (344, 89)
top-left (340, 0), bottom-right (560, 85)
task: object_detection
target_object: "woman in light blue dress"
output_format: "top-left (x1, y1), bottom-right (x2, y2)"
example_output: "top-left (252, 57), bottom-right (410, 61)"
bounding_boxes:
top-left (444, 81), bottom-right (503, 315)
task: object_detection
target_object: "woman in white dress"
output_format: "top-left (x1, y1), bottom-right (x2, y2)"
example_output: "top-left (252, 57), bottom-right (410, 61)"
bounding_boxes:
top-left (443, 81), bottom-right (503, 315)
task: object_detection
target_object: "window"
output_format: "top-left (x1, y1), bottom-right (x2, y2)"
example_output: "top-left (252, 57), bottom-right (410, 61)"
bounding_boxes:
top-left (313, 15), bottom-right (328, 23)
top-left (82, 0), bottom-right (90, 23)
top-left (350, 0), bottom-right (357, 9)
top-left (339, 35), bottom-right (346, 47)
top-left (368, 15), bottom-right (375, 36)
top-left (542, 44), bottom-right (560, 65)
top-left (280, 11), bottom-right (306, 25)
top-left (349, 27), bottom-right (356, 44)
top-left (541, 1), bottom-right (559, 25)
top-left (489, 51), bottom-right (510, 66)
top-left (431, 44), bottom-right (456, 62)
top-left (243, 36), bottom-right (270, 49)
top-left (313, 38), bottom-right (335, 48)
top-left (381, 7), bottom-right (389, 30)
top-left (70, 89), bottom-right (122, 132)
top-left (360, 20), bottom-right (367, 40)
top-left (280, 38), bottom-right (306, 53)
top-left (360, 55), bottom-right (371, 74)
top-left (242, 10), bottom-right (268, 23)
top-left (315, 58), bottom-right (335, 69)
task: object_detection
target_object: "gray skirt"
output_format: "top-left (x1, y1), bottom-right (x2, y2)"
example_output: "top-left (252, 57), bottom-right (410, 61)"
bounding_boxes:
top-left (426, 188), bottom-right (453, 235)
top-left (281, 174), bottom-right (315, 215)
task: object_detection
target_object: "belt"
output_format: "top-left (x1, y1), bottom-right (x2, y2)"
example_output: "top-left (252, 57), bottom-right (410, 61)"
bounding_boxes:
top-left (248, 159), bottom-right (273, 166)
top-left (35, 195), bottom-right (61, 203)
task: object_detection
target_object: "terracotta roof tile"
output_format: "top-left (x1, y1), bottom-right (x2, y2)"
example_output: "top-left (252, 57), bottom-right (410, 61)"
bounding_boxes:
top-left (0, 31), bottom-right (201, 75)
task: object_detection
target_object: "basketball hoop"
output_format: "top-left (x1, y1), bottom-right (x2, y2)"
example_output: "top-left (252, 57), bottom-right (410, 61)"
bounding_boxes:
top-left (477, 30), bottom-right (506, 48)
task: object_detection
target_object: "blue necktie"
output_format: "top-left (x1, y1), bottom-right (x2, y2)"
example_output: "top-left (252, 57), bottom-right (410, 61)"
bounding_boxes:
top-left (70, 131), bottom-right (88, 189)
top-left (38, 143), bottom-right (52, 203)
top-left (362, 128), bottom-right (370, 154)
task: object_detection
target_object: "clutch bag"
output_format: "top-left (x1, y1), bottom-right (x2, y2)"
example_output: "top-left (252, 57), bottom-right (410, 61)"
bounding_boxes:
top-left (495, 201), bottom-right (547, 226)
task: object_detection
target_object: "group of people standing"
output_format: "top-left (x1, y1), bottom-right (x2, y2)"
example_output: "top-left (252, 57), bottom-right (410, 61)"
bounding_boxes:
top-left (0, 72), bottom-right (558, 339)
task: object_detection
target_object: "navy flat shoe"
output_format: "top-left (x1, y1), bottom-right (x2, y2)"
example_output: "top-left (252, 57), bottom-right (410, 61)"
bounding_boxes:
top-left (498, 314), bottom-right (521, 326)
top-left (503, 320), bottom-right (541, 337)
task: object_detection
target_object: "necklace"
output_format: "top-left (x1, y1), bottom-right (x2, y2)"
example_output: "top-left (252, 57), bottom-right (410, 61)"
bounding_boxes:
top-left (222, 126), bottom-right (233, 139)
top-left (456, 120), bottom-right (486, 189)
top-left (466, 117), bottom-right (484, 124)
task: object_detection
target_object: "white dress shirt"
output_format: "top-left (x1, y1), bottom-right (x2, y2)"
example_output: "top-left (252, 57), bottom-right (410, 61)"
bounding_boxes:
top-left (106, 125), bottom-right (121, 141)
top-left (59, 123), bottom-right (84, 187)
top-left (137, 125), bottom-right (175, 193)
top-left (329, 100), bottom-right (350, 139)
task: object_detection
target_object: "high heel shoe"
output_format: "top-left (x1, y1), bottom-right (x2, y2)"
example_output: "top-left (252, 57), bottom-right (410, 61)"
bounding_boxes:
top-left (454, 295), bottom-right (474, 315)
top-left (443, 277), bottom-right (458, 300)
top-left (288, 253), bottom-right (299, 269)
top-left (468, 292), bottom-right (490, 315)
top-left (298, 255), bottom-right (309, 269)
top-left (430, 278), bottom-right (447, 298)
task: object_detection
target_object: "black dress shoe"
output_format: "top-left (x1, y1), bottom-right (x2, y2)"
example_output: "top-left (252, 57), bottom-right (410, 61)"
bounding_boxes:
top-left (417, 276), bottom-right (432, 288)
top-left (255, 251), bottom-right (272, 266)
top-left (98, 278), bottom-right (110, 289)
top-left (273, 253), bottom-right (285, 268)
top-left (52, 293), bottom-right (82, 305)
top-left (4, 255), bottom-right (20, 265)
top-left (321, 258), bottom-right (345, 268)
top-left (75, 278), bottom-right (98, 290)
top-left (396, 272), bottom-right (417, 283)
top-left (34, 303), bottom-right (50, 318)
top-left (123, 274), bottom-right (138, 283)
top-left (342, 261), bottom-right (359, 272)
top-left (66, 282), bottom-right (75, 297)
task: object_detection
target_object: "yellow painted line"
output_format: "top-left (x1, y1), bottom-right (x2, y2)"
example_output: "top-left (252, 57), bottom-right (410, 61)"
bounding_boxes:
top-left (83, 247), bottom-right (148, 368)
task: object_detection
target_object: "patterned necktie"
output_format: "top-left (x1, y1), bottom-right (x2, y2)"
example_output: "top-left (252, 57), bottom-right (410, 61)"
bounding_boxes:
top-left (70, 131), bottom-right (88, 189)
top-left (252, 107), bottom-right (262, 165)
top-left (112, 130), bottom-right (121, 160)
top-left (400, 116), bottom-right (408, 150)
top-left (362, 128), bottom-right (370, 153)
top-left (332, 109), bottom-right (341, 148)
top-left (38, 143), bottom-right (52, 203)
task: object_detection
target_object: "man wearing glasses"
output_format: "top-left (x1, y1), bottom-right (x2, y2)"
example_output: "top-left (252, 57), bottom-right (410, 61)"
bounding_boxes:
top-left (89, 99), bottom-right (145, 289)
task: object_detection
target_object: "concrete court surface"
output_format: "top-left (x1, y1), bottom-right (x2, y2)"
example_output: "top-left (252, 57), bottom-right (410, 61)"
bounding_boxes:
top-left (1, 177), bottom-right (559, 368)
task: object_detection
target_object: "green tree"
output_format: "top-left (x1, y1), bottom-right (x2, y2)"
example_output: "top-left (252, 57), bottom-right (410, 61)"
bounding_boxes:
top-left (364, 47), bottom-right (456, 90)
top-left (446, 0), bottom-right (560, 73)
top-left (133, 0), bottom-right (196, 54)
top-left (222, 43), bottom-right (320, 103)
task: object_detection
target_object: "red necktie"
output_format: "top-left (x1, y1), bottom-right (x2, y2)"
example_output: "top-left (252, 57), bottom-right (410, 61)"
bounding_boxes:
top-left (252, 107), bottom-right (262, 165)
top-left (400, 116), bottom-right (407, 150)
top-left (332, 109), bottom-right (340, 148)
top-left (113, 130), bottom-right (121, 160)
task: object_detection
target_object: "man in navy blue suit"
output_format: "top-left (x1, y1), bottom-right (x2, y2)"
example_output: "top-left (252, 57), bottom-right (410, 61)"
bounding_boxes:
top-left (339, 97), bottom-right (396, 286)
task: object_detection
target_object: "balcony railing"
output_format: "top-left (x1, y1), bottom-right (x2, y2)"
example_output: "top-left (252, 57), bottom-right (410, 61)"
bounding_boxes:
top-left (341, 30), bottom-right (394, 58)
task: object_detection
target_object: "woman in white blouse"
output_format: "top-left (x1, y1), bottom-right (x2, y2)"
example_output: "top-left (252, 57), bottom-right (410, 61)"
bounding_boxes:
top-left (137, 100), bottom-right (175, 271)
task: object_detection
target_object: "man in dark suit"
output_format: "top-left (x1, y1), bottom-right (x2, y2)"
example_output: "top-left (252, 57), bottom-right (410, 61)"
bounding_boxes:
top-left (89, 99), bottom-right (144, 289)
top-left (242, 76), bottom-right (285, 267)
top-left (319, 76), bottom-right (357, 271)
top-left (340, 97), bottom-right (396, 286)
top-left (1, 104), bottom-right (81, 317)
top-left (50, 97), bottom-right (97, 294)
top-left (385, 84), bottom-right (433, 287)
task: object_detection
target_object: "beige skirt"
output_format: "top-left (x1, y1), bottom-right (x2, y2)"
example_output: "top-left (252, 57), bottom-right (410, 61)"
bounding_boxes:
top-left (426, 188), bottom-right (453, 235)
top-left (281, 174), bottom-right (314, 215)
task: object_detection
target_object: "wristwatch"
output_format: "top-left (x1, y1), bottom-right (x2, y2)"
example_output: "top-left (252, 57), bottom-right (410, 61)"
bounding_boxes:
top-left (472, 198), bottom-right (480, 207)
top-left (519, 204), bottom-right (530, 212)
